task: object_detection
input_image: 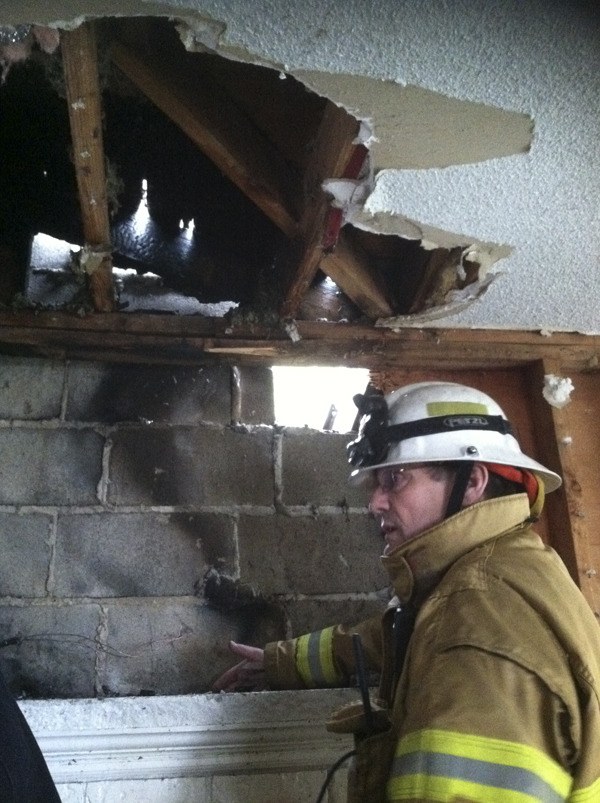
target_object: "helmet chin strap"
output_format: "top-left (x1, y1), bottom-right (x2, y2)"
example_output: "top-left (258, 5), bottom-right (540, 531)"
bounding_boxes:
top-left (445, 461), bottom-right (474, 519)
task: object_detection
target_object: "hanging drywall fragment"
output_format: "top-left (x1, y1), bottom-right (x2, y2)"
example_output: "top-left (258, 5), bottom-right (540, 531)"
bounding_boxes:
top-left (291, 72), bottom-right (534, 170)
top-left (543, 374), bottom-right (574, 409)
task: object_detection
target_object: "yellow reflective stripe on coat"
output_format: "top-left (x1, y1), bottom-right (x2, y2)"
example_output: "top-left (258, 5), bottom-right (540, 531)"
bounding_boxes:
top-left (387, 729), bottom-right (573, 802)
top-left (295, 627), bottom-right (339, 687)
top-left (569, 776), bottom-right (600, 802)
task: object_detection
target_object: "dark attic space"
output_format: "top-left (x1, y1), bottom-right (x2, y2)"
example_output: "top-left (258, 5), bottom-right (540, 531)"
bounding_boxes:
top-left (0, 16), bottom-right (461, 324)
top-left (0, 31), bottom-right (289, 313)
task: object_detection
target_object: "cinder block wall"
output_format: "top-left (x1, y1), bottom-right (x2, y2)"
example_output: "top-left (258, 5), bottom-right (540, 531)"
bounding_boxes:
top-left (0, 355), bottom-right (386, 699)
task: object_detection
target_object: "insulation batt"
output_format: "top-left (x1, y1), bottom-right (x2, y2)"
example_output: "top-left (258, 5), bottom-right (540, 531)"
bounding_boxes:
top-left (543, 374), bottom-right (574, 409)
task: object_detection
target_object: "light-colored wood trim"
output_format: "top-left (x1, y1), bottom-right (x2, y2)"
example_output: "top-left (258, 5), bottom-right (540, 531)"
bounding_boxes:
top-left (61, 24), bottom-right (115, 313)
top-left (110, 40), bottom-right (300, 239)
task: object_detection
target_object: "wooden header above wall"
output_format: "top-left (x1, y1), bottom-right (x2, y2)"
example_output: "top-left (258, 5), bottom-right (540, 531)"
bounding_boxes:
top-left (0, 311), bottom-right (598, 372)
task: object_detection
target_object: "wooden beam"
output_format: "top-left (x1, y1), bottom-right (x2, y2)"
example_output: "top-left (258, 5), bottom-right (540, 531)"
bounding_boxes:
top-left (280, 101), bottom-right (360, 319)
top-left (320, 229), bottom-right (394, 319)
top-left (527, 360), bottom-right (600, 613)
top-left (526, 360), bottom-right (580, 582)
top-left (110, 40), bottom-right (300, 239)
top-left (0, 311), bottom-right (599, 372)
top-left (61, 24), bottom-right (115, 312)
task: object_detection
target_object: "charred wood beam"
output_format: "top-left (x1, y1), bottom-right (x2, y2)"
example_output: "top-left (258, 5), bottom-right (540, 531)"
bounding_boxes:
top-left (110, 39), bottom-right (300, 239)
top-left (0, 312), bottom-right (599, 373)
top-left (61, 23), bottom-right (115, 312)
top-left (280, 101), bottom-right (361, 319)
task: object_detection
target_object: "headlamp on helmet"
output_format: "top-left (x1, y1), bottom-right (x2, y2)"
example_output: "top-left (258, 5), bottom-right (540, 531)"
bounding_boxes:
top-left (347, 392), bottom-right (389, 468)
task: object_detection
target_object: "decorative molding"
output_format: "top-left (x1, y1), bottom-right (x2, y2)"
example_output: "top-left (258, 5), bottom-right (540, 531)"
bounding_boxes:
top-left (20, 689), bottom-right (356, 784)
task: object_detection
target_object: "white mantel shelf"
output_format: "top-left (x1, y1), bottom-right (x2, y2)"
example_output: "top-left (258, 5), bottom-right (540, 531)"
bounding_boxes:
top-left (20, 689), bottom-right (357, 785)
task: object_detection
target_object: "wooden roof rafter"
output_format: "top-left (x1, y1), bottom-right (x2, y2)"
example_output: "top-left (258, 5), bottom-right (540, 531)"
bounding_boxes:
top-left (109, 35), bottom-right (302, 240)
top-left (56, 19), bottom-right (399, 321)
top-left (61, 23), bottom-right (115, 312)
top-left (280, 101), bottom-right (394, 320)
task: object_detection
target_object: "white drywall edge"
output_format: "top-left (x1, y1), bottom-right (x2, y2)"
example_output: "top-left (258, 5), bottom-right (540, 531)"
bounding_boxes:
top-left (20, 689), bottom-right (356, 784)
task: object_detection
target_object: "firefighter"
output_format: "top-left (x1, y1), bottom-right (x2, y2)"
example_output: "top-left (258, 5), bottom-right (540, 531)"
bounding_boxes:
top-left (214, 381), bottom-right (600, 802)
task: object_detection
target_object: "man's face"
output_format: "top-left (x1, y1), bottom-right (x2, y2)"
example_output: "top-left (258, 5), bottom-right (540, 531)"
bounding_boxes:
top-left (368, 464), bottom-right (454, 555)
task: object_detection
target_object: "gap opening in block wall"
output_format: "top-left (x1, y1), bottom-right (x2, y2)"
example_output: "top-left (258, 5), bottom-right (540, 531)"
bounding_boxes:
top-left (271, 366), bottom-right (370, 431)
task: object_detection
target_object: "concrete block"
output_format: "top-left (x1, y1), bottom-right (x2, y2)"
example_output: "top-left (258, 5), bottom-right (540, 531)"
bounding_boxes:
top-left (235, 366), bottom-right (274, 424)
top-left (284, 596), bottom-right (389, 638)
top-left (66, 362), bottom-right (232, 425)
top-left (238, 513), bottom-right (386, 595)
top-left (0, 603), bottom-right (100, 698)
top-left (281, 428), bottom-right (365, 507)
top-left (0, 514), bottom-right (53, 597)
top-left (108, 426), bottom-right (273, 506)
top-left (0, 429), bottom-right (104, 505)
top-left (54, 512), bottom-right (236, 598)
top-left (0, 356), bottom-right (64, 419)
top-left (102, 600), bottom-right (283, 695)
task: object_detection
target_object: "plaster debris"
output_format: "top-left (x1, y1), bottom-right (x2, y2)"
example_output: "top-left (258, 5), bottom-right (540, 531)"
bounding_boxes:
top-left (284, 320), bottom-right (301, 343)
top-left (543, 374), bottom-right (574, 409)
top-left (74, 245), bottom-right (112, 276)
top-left (354, 119), bottom-right (378, 149)
top-left (175, 18), bottom-right (227, 55)
top-left (0, 24), bottom-right (59, 81)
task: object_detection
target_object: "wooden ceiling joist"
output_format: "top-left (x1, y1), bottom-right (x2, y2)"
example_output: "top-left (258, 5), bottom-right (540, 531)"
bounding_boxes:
top-left (110, 39), bottom-right (300, 240)
top-left (61, 23), bottom-right (115, 312)
top-left (320, 229), bottom-right (394, 319)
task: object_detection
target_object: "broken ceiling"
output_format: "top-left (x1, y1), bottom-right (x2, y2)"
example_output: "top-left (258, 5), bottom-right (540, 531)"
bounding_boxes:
top-left (1, 0), bottom-right (599, 334)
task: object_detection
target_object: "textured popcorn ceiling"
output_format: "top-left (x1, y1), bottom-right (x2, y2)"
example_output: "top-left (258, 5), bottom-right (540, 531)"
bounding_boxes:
top-left (3, 0), bottom-right (600, 333)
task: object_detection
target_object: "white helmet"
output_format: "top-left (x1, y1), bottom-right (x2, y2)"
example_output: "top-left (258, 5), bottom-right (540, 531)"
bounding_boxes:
top-left (347, 381), bottom-right (562, 492)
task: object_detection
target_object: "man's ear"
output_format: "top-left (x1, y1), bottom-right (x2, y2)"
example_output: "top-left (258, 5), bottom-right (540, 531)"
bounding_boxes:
top-left (462, 463), bottom-right (489, 507)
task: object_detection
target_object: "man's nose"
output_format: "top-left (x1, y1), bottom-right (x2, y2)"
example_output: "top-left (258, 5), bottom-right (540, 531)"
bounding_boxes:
top-left (368, 484), bottom-right (389, 514)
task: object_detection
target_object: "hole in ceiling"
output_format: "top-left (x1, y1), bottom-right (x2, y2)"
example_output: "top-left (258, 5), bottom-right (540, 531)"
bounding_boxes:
top-left (0, 15), bottom-right (485, 322)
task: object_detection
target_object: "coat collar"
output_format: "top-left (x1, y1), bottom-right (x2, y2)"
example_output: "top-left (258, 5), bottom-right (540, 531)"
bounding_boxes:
top-left (380, 494), bottom-right (532, 604)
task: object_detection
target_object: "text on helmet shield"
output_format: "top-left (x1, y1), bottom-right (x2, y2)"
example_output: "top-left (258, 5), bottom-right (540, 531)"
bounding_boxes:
top-left (443, 415), bottom-right (490, 428)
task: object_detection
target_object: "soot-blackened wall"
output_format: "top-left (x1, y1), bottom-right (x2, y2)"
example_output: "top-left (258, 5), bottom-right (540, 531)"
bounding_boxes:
top-left (0, 355), bottom-right (386, 698)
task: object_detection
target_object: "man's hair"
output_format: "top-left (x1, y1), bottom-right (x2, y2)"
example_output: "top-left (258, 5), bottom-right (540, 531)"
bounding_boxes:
top-left (425, 461), bottom-right (523, 499)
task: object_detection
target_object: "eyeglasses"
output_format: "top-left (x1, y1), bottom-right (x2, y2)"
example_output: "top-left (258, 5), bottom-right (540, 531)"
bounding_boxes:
top-left (373, 466), bottom-right (418, 493)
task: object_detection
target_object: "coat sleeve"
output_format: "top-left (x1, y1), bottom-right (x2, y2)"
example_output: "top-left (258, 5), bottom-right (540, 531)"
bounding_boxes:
top-left (263, 613), bottom-right (384, 689)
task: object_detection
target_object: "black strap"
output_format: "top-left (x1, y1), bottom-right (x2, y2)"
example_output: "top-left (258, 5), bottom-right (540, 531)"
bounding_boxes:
top-left (445, 460), bottom-right (474, 518)
top-left (386, 413), bottom-right (514, 442)
top-left (393, 604), bottom-right (418, 688)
